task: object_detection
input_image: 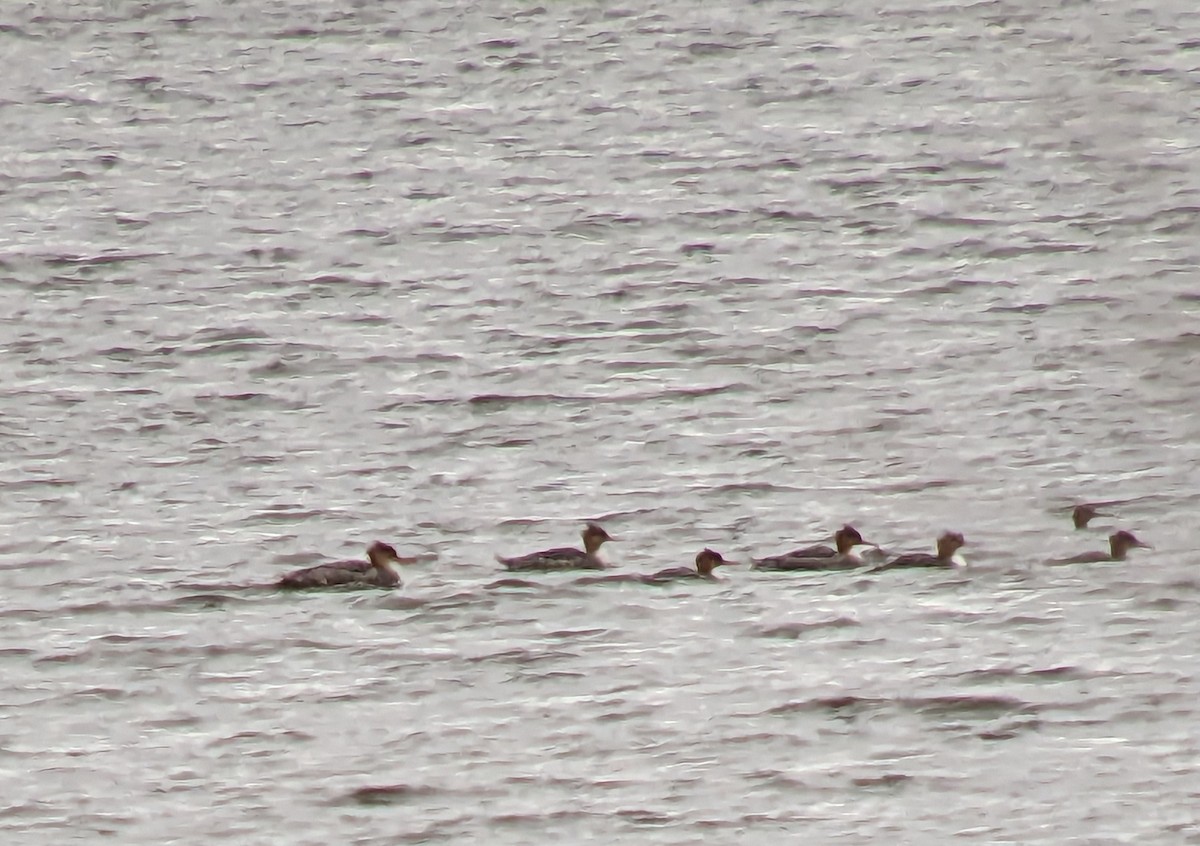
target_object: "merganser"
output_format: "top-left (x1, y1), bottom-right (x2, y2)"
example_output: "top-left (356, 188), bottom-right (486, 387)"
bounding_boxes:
top-left (872, 531), bottom-right (966, 571)
top-left (1052, 530), bottom-right (1149, 564)
top-left (497, 523), bottom-right (614, 571)
top-left (277, 541), bottom-right (414, 589)
top-left (576, 548), bottom-right (729, 586)
top-left (1072, 504), bottom-right (1109, 529)
top-left (752, 525), bottom-right (869, 571)
top-left (641, 548), bottom-right (728, 583)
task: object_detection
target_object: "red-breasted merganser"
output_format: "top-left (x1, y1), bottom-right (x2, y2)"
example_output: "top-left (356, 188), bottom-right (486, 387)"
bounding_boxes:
top-left (497, 523), bottom-right (614, 571)
top-left (1052, 530), bottom-right (1149, 564)
top-left (752, 525), bottom-right (869, 571)
top-left (1072, 504), bottom-right (1109, 529)
top-left (872, 531), bottom-right (966, 571)
top-left (576, 548), bottom-right (729, 586)
top-left (277, 541), bottom-right (415, 589)
top-left (642, 548), bottom-right (728, 583)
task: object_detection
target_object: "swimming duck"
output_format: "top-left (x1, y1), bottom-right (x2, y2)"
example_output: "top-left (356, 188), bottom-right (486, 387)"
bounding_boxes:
top-left (752, 525), bottom-right (869, 571)
top-left (872, 531), bottom-right (966, 571)
top-left (575, 548), bottom-right (729, 586)
top-left (1052, 530), bottom-right (1149, 564)
top-left (1071, 504), bottom-right (1108, 529)
top-left (641, 548), bottom-right (728, 583)
top-left (497, 522), bottom-right (614, 571)
top-left (277, 541), bottom-right (414, 589)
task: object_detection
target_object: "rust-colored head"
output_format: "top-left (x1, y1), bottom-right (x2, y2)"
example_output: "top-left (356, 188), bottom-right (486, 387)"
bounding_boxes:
top-left (1109, 530), bottom-right (1148, 559)
top-left (834, 525), bottom-right (868, 554)
top-left (695, 548), bottom-right (726, 576)
top-left (366, 541), bottom-right (413, 567)
top-left (582, 523), bottom-right (615, 553)
top-left (1072, 504), bottom-right (1107, 529)
top-left (935, 531), bottom-right (966, 558)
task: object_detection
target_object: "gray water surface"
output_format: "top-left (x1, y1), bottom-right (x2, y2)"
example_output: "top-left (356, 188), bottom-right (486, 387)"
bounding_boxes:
top-left (2, 1), bottom-right (1199, 842)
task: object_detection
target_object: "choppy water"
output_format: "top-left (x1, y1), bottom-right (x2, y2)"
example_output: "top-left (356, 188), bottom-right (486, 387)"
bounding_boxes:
top-left (3, 0), bottom-right (1199, 842)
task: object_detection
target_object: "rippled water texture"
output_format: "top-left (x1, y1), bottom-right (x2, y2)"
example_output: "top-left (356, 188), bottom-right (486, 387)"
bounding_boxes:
top-left (2, 1), bottom-right (1199, 842)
